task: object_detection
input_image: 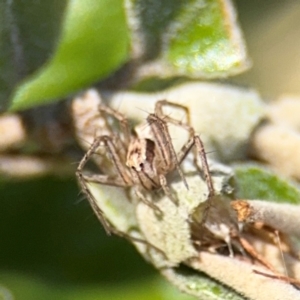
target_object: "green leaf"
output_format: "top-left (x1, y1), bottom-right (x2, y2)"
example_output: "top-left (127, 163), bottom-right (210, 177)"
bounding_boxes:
top-left (166, 0), bottom-right (249, 75)
top-left (0, 0), bottom-right (67, 109)
top-left (234, 164), bottom-right (300, 204)
top-left (9, 0), bottom-right (130, 111)
top-left (7, 0), bottom-right (249, 111)
top-left (126, 0), bottom-right (249, 78)
top-left (0, 272), bottom-right (197, 300)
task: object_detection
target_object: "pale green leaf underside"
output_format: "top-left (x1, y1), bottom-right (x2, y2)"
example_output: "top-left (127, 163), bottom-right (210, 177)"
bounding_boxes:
top-left (89, 178), bottom-right (244, 300)
top-left (10, 0), bottom-right (129, 111)
top-left (163, 267), bottom-right (244, 300)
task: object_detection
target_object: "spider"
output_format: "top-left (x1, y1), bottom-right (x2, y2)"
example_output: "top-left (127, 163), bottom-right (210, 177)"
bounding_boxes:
top-left (76, 99), bottom-right (300, 290)
top-left (76, 100), bottom-right (215, 235)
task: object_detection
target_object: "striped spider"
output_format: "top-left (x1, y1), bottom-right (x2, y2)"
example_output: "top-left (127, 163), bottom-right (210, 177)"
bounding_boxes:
top-left (75, 96), bottom-right (300, 290)
top-left (76, 100), bottom-right (214, 235)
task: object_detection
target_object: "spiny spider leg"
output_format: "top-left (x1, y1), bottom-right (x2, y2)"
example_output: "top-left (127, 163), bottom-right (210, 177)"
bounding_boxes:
top-left (146, 113), bottom-right (189, 192)
top-left (186, 135), bottom-right (215, 198)
top-left (98, 104), bottom-right (131, 146)
top-left (77, 170), bottom-right (113, 234)
top-left (134, 187), bottom-right (163, 215)
top-left (82, 173), bottom-right (128, 187)
top-left (76, 135), bottom-right (132, 232)
top-left (76, 135), bottom-right (166, 255)
top-left (78, 171), bottom-right (166, 256)
top-left (81, 104), bottom-right (163, 214)
top-left (154, 100), bottom-right (215, 219)
top-left (80, 135), bottom-right (132, 185)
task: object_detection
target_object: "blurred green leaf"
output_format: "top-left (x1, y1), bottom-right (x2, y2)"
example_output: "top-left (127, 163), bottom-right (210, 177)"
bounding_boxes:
top-left (167, 0), bottom-right (249, 75)
top-left (234, 164), bottom-right (300, 204)
top-left (0, 176), bottom-right (196, 300)
top-left (0, 273), bottom-right (196, 300)
top-left (9, 0), bottom-right (130, 111)
top-left (0, 0), bottom-right (67, 109)
top-left (127, 0), bottom-right (249, 77)
top-left (7, 0), bottom-right (249, 111)
top-left (0, 177), bottom-right (153, 284)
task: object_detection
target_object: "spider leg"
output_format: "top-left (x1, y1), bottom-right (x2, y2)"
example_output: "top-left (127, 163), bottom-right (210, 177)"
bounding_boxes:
top-left (158, 174), bottom-right (175, 204)
top-left (77, 171), bottom-right (117, 234)
top-left (154, 100), bottom-right (215, 220)
top-left (154, 100), bottom-right (214, 195)
top-left (133, 181), bottom-right (163, 215)
top-left (100, 136), bottom-right (132, 183)
top-left (175, 135), bottom-right (215, 196)
top-left (78, 171), bottom-right (166, 257)
top-left (193, 135), bottom-right (215, 198)
top-left (77, 136), bottom-right (167, 256)
top-left (113, 229), bottom-right (167, 259)
top-left (82, 174), bottom-right (129, 187)
top-left (147, 113), bottom-right (189, 190)
top-left (76, 135), bottom-right (132, 233)
top-left (155, 100), bottom-right (192, 128)
top-left (98, 104), bottom-right (131, 146)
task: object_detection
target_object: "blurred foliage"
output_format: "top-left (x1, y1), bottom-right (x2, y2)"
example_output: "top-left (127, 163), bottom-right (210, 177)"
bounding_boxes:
top-left (165, 0), bottom-right (247, 74)
top-left (234, 164), bottom-right (300, 204)
top-left (0, 272), bottom-right (197, 300)
top-left (5, 0), bottom-right (248, 111)
top-left (0, 0), bottom-right (68, 109)
top-left (128, 0), bottom-right (248, 76)
top-left (9, 0), bottom-right (129, 111)
top-left (0, 177), bottom-right (153, 284)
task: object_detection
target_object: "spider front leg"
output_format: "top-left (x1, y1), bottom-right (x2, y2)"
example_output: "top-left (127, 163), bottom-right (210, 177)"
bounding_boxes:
top-left (98, 104), bottom-right (131, 147)
top-left (133, 185), bottom-right (163, 215)
top-left (154, 100), bottom-right (215, 216)
top-left (77, 135), bottom-right (168, 256)
top-left (76, 135), bottom-right (132, 235)
top-left (78, 134), bottom-right (133, 185)
top-left (176, 134), bottom-right (215, 199)
top-left (158, 173), bottom-right (173, 202)
top-left (146, 113), bottom-right (189, 191)
top-left (77, 170), bottom-right (114, 234)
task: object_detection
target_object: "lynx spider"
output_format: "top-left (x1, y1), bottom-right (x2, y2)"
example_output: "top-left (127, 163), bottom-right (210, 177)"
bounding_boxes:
top-left (76, 99), bottom-right (277, 275)
top-left (76, 100), bottom-right (215, 236)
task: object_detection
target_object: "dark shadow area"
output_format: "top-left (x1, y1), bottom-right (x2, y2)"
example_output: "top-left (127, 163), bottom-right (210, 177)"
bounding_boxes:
top-left (0, 176), bottom-right (155, 285)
